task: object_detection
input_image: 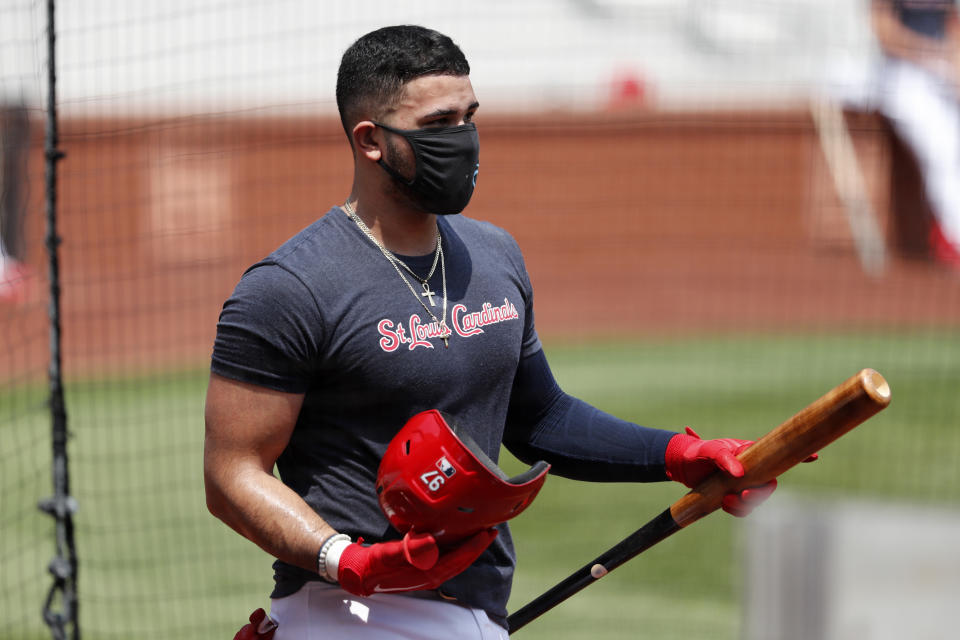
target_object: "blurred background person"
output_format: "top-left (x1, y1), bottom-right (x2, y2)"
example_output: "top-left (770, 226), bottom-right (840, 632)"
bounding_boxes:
top-left (0, 100), bottom-right (31, 303)
top-left (871, 0), bottom-right (960, 267)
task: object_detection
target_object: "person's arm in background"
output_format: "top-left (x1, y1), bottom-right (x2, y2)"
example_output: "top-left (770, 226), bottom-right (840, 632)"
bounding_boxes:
top-left (871, 0), bottom-right (960, 83)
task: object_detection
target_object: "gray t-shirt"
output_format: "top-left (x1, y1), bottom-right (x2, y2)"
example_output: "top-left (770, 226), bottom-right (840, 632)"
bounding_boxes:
top-left (211, 207), bottom-right (542, 627)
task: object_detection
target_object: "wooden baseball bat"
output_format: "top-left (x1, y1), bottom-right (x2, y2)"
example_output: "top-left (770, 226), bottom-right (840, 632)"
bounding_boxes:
top-left (507, 368), bottom-right (891, 633)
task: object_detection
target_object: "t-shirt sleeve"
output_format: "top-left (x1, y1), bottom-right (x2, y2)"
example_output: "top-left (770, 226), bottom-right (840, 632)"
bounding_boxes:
top-left (490, 224), bottom-right (541, 357)
top-left (210, 262), bottom-right (325, 393)
top-left (519, 270), bottom-right (542, 358)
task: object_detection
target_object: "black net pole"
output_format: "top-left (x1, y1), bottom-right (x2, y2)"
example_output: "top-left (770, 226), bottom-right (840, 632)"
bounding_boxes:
top-left (37, 0), bottom-right (79, 638)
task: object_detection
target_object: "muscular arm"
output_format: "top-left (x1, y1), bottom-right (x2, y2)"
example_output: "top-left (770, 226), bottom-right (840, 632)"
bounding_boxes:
top-left (204, 372), bottom-right (335, 573)
top-left (502, 349), bottom-right (676, 482)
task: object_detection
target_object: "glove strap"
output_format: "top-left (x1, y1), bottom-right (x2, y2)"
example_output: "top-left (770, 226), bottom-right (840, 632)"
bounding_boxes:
top-left (317, 533), bottom-right (352, 583)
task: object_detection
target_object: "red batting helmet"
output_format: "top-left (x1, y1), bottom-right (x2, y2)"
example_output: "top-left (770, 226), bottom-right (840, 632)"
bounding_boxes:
top-left (376, 409), bottom-right (550, 544)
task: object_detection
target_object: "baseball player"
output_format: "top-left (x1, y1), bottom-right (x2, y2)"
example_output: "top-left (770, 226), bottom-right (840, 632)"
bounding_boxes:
top-left (871, 0), bottom-right (960, 265)
top-left (205, 25), bottom-right (783, 640)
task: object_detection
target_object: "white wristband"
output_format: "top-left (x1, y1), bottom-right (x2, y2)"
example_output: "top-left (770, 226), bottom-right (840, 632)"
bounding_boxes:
top-left (317, 533), bottom-right (351, 583)
top-left (323, 538), bottom-right (352, 582)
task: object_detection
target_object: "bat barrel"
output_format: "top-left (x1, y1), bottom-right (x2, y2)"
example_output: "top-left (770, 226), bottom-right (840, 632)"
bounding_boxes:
top-left (670, 368), bottom-right (890, 528)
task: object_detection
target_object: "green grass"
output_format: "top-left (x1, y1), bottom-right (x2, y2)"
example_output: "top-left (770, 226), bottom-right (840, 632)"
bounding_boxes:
top-left (3, 329), bottom-right (959, 639)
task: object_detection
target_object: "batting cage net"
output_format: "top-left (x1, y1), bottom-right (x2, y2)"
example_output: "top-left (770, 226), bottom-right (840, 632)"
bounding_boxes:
top-left (2, 2), bottom-right (959, 639)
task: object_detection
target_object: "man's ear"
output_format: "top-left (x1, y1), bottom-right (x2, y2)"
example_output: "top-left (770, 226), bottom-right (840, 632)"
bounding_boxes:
top-left (352, 121), bottom-right (381, 163)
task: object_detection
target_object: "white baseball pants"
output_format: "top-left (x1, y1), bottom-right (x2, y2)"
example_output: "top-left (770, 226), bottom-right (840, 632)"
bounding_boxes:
top-left (269, 582), bottom-right (510, 639)
top-left (878, 58), bottom-right (960, 251)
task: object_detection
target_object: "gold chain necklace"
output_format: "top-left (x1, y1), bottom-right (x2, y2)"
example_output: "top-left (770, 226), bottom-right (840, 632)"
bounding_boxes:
top-left (342, 201), bottom-right (451, 348)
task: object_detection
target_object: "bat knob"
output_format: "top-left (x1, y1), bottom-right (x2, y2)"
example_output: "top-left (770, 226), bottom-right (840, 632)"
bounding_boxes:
top-left (590, 564), bottom-right (608, 579)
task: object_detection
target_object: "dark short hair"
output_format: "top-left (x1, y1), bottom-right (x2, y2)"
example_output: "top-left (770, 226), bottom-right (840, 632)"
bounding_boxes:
top-left (336, 25), bottom-right (470, 141)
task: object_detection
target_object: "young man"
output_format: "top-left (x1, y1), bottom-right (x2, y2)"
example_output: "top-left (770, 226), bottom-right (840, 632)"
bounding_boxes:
top-left (205, 25), bottom-right (778, 639)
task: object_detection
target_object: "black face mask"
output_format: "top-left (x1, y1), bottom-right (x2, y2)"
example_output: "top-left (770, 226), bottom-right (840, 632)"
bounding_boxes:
top-left (374, 121), bottom-right (479, 215)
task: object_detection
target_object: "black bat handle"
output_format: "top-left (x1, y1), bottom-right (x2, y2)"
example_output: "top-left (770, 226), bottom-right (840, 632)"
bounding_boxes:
top-left (507, 508), bottom-right (681, 633)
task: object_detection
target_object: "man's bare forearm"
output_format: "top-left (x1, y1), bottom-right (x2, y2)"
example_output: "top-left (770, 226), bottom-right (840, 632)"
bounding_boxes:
top-left (205, 459), bottom-right (337, 574)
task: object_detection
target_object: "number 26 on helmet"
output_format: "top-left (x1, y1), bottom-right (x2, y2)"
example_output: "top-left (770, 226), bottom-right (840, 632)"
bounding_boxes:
top-left (376, 410), bottom-right (551, 544)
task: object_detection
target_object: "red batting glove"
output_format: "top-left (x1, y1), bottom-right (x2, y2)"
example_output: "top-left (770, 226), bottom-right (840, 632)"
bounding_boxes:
top-left (337, 529), bottom-right (498, 597)
top-left (665, 426), bottom-right (777, 517)
top-left (233, 608), bottom-right (277, 640)
top-left (665, 427), bottom-right (753, 487)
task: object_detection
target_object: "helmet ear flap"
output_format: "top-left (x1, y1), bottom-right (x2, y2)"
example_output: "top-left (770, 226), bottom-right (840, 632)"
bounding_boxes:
top-left (376, 410), bottom-right (550, 543)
